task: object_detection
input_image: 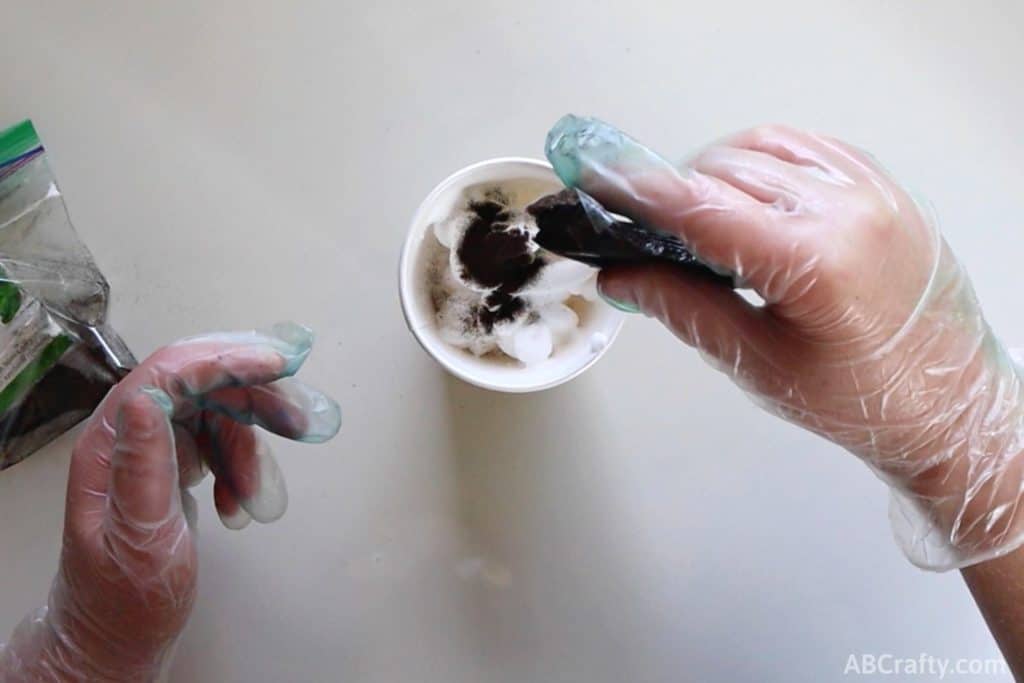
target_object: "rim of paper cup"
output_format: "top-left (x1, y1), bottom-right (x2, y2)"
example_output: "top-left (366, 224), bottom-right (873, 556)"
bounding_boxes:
top-left (398, 157), bottom-right (624, 393)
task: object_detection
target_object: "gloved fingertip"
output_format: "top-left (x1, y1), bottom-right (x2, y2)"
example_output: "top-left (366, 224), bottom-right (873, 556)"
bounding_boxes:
top-left (109, 388), bottom-right (179, 526)
top-left (219, 502), bottom-right (252, 531)
top-left (139, 386), bottom-right (174, 417)
top-left (214, 478), bottom-right (252, 530)
top-left (221, 508), bottom-right (251, 530)
top-left (268, 322), bottom-right (314, 376)
top-left (597, 273), bottom-right (641, 314)
top-left (271, 321), bottom-right (314, 350)
top-left (599, 290), bottom-right (641, 314)
top-left (116, 388), bottom-right (175, 444)
top-left (237, 439), bottom-right (289, 524)
top-left (295, 394), bottom-right (342, 444)
top-left (546, 114), bottom-right (589, 187)
top-left (545, 114), bottom-right (637, 188)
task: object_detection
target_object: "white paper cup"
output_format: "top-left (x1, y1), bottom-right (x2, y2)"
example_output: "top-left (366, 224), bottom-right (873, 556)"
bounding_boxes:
top-left (399, 157), bottom-right (624, 393)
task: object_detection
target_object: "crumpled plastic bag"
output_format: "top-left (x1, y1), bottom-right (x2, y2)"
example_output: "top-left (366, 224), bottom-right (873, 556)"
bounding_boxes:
top-left (0, 120), bottom-right (134, 468)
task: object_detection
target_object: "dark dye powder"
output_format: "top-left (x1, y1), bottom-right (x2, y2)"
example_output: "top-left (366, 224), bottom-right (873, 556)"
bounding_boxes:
top-left (0, 345), bottom-right (120, 469)
top-left (475, 292), bottom-right (526, 332)
top-left (455, 198), bottom-right (544, 331)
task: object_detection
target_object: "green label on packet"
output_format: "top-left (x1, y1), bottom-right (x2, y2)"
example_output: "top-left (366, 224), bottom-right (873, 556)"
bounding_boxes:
top-left (0, 291), bottom-right (71, 415)
top-left (0, 281), bottom-right (21, 323)
top-left (0, 120), bottom-right (40, 167)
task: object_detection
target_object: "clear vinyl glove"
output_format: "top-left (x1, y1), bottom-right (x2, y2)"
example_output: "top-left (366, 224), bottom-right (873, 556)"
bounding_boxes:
top-left (0, 323), bottom-right (341, 682)
top-left (546, 115), bottom-right (1024, 571)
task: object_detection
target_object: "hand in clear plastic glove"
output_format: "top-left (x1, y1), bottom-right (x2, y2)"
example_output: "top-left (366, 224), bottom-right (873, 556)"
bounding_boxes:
top-left (0, 323), bottom-right (341, 681)
top-left (547, 115), bottom-right (1024, 571)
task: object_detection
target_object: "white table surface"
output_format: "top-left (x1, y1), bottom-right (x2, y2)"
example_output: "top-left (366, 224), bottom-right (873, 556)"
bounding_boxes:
top-left (1, 1), bottom-right (1022, 681)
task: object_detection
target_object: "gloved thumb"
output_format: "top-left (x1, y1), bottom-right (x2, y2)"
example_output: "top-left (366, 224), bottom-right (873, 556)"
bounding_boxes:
top-left (107, 387), bottom-right (181, 528)
top-left (598, 265), bottom-right (785, 394)
top-left (545, 115), bottom-right (781, 286)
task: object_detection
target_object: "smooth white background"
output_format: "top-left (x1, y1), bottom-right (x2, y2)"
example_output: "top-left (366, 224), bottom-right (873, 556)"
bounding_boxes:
top-left (1, 2), bottom-right (1021, 681)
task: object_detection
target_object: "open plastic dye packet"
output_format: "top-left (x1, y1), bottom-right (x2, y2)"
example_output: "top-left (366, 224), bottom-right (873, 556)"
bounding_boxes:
top-left (0, 120), bottom-right (134, 469)
top-left (527, 188), bottom-right (732, 285)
